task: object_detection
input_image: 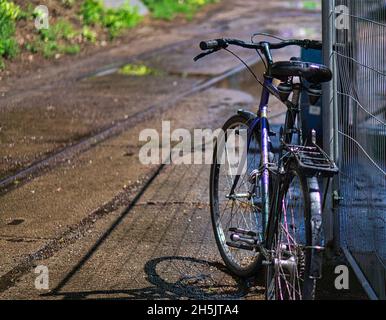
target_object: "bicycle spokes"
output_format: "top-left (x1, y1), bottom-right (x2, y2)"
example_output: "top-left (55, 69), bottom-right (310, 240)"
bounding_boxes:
top-left (270, 176), bottom-right (306, 300)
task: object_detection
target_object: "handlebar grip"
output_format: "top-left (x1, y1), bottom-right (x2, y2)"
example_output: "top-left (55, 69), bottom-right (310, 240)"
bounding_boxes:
top-left (199, 39), bottom-right (227, 50)
top-left (303, 39), bottom-right (322, 50)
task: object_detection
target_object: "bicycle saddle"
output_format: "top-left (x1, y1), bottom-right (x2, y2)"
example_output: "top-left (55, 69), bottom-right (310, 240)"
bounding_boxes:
top-left (269, 61), bottom-right (332, 83)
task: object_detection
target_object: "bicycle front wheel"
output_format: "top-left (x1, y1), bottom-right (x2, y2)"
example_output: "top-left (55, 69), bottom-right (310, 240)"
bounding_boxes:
top-left (265, 167), bottom-right (323, 300)
top-left (210, 115), bottom-right (263, 278)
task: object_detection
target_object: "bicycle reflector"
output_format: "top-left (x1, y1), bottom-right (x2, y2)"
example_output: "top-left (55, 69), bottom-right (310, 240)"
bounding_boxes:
top-left (307, 84), bottom-right (322, 105)
top-left (277, 82), bottom-right (292, 102)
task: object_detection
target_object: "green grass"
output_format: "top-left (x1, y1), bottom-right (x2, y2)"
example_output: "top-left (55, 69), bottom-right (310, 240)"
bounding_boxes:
top-left (39, 20), bottom-right (77, 42)
top-left (82, 26), bottom-right (97, 43)
top-left (81, 0), bottom-right (142, 38)
top-left (81, 0), bottom-right (103, 25)
top-left (22, 19), bottom-right (80, 58)
top-left (1, 0), bottom-right (219, 70)
top-left (36, 19), bottom-right (79, 58)
top-left (143, 0), bottom-right (218, 20)
top-left (302, 1), bottom-right (320, 10)
top-left (0, 0), bottom-right (20, 69)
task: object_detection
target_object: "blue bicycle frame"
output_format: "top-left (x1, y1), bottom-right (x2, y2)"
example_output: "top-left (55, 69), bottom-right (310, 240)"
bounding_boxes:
top-left (229, 75), bottom-right (281, 233)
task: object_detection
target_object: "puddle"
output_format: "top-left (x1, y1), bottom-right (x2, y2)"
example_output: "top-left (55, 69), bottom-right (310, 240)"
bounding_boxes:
top-left (81, 57), bottom-right (285, 123)
top-left (83, 62), bottom-right (166, 79)
top-left (215, 60), bottom-right (267, 100)
top-left (213, 59), bottom-right (285, 125)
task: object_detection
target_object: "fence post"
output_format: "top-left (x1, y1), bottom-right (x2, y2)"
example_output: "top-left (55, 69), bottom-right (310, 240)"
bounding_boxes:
top-left (322, 0), bottom-right (337, 249)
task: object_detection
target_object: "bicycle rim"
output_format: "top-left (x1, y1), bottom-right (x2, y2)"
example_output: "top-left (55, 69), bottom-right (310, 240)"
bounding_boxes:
top-left (210, 116), bottom-right (263, 277)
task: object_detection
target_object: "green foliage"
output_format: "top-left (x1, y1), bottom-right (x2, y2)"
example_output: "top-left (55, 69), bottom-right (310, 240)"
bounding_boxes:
top-left (41, 41), bottom-right (59, 58)
top-left (61, 43), bottom-right (80, 55)
top-left (80, 0), bottom-right (103, 25)
top-left (82, 26), bottom-right (97, 43)
top-left (39, 20), bottom-right (77, 42)
top-left (61, 0), bottom-right (75, 8)
top-left (119, 63), bottom-right (159, 76)
top-left (143, 0), bottom-right (218, 20)
top-left (80, 0), bottom-right (143, 38)
top-left (24, 42), bottom-right (38, 54)
top-left (16, 3), bottom-right (36, 21)
top-left (40, 42), bottom-right (80, 58)
top-left (0, 0), bottom-right (19, 20)
top-left (0, 0), bottom-right (219, 70)
top-left (103, 4), bottom-right (142, 38)
top-left (0, 0), bottom-right (20, 67)
top-left (302, 1), bottom-right (319, 10)
top-left (34, 20), bottom-right (79, 58)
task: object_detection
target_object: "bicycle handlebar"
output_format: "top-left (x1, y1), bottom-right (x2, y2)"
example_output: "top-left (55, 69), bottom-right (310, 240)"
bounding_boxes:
top-left (198, 38), bottom-right (322, 52)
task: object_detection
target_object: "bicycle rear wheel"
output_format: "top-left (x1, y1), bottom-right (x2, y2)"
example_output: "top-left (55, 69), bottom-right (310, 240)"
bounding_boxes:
top-left (210, 115), bottom-right (263, 278)
top-left (265, 166), bottom-right (323, 300)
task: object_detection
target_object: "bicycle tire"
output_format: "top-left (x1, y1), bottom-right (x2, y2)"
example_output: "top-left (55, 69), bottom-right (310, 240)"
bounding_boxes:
top-left (209, 114), bottom-right (263, 278)
top-left (265, 165), bottom-right (322, 300)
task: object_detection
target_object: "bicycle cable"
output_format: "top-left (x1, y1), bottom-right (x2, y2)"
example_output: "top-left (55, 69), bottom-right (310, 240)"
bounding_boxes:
top-left (251, 32), bottom-right (286, 43)
top-left (251, 32), bottom-right (287, 71)
top-left (223, 47), bottom-right (265, 88)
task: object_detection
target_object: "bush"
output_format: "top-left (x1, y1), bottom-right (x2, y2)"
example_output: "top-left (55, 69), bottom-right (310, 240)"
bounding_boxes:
top-left (80, 0), bottom-right (103, 25)
top-left (0, 0), bottom-right (20, 68)
top-left (103, 4), bottom-right (142, 38)
top-left (82, 26), bottom-right (97, 43)
top-left (81, 0), bottom-right (142, 38)
top-left (143, 0), bottom-right (217, 20)
top-left (33, 20), bottom-right (79, 58)
top-left (39, 20), bottom-right (77, 42)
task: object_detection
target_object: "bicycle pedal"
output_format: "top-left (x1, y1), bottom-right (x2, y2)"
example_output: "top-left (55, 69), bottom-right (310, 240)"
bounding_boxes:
top-left (226, 241), bottom-right (258, 252)
top-left (229, 228), bottom-right (260, 252)
top-left (229, 228), bottom-right (257, 238)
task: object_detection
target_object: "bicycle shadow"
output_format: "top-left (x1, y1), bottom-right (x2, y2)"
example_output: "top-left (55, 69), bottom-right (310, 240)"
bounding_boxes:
top-left (45, 256), bottom-right (264, 300)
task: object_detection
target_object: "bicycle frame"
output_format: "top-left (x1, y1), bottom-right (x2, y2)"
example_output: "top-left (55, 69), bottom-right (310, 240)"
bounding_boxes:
top-left (256, 75), bottom-right (274, 233)
top-left (229, 75), bottom-right (279, 233)
top-left (230, 73), bottom-right (304, 236)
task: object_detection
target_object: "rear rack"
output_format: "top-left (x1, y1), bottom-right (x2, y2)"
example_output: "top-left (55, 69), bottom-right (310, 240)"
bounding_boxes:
top-left (284, 144), bottom-right (339, 177)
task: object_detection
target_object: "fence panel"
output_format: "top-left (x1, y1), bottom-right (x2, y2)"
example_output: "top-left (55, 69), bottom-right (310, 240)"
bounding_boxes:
top-left (323, 0), bottom-right (386, 299)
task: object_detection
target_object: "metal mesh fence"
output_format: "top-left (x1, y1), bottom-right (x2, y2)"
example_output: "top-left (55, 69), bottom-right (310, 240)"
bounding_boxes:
top-left (323, 0), bottom-right (386, 299)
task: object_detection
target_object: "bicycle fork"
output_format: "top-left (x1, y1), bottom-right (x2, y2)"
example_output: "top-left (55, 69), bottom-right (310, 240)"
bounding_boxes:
top-left (259, 77), bottom-right (273, 234)
top-left (227, 77), bottom-right (273, 258)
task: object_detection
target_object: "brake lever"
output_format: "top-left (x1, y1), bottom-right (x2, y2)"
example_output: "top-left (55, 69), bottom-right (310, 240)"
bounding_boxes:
top-left (193, 48), bottom-right (219, 62)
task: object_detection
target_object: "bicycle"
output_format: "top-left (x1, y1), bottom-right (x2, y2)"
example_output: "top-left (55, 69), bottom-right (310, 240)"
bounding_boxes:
top-left (194, 35), bottom-right (339, 300)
